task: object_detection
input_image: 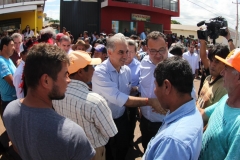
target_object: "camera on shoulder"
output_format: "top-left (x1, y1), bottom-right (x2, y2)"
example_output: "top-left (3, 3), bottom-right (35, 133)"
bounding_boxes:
top-left (197, 16), bottom-right (228, 44)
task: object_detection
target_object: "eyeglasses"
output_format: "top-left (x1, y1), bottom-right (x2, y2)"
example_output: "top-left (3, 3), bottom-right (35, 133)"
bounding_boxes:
top-left (148, 48), bottom-right (166, 55)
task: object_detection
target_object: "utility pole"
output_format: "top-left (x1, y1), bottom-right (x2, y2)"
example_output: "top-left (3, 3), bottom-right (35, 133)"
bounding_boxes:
top-left (233, 0), bottom-right (240, 46)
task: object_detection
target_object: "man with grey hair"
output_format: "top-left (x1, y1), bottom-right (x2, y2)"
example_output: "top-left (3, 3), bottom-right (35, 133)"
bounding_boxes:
top-left (10, 33), bottom-right (22, 66)
top-left (58, 35), bottom-right (72, 54)
top-left (92, 34), bottom-right (164, 160)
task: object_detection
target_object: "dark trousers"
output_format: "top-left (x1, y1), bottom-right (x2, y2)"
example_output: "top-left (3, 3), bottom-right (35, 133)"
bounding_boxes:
top-left (140, 115), bottom-right (162, 151)
top-left (106, 110), bottom-right (130, 160)
top-left (1, 100), bottom-right (11, 118)
top-left (127, 107), bottom-right (137, 142)
top-left (0, 100), bottom-right (11, 148)
top-left (0, 100), bottom-right (22, 159)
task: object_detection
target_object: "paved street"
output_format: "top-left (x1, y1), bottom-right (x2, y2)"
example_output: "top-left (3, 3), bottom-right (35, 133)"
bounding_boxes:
top-left (0, 79), bottom-right (200, 160)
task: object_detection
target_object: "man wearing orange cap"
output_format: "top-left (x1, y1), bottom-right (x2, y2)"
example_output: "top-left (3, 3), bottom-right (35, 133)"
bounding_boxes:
top-left (53, 51), bottom-right (117, 160)
top-left (198, 49), bottom-right (240, 160)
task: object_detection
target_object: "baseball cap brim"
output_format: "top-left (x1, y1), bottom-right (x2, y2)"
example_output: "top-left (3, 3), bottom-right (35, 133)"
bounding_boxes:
top-left (89, 58), bottom-right (102, 65)
top-left (215, 55), bottom-right (233, 68)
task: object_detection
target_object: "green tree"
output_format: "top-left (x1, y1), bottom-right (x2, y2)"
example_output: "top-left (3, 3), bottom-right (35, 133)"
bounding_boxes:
top-left (49, 19), bottom-right (60, 24)
top-left (171, 20), bottom-right (181, 24)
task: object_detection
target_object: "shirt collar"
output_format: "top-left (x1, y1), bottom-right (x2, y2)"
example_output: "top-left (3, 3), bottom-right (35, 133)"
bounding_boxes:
top-left (128, 58), bottom-right (136, 67)
top-left (106, 58), bottom-right (125, 73)
top-left (144, 53), bottom-right (173, 64)
top-left (164, 99), bottom-right (196, 124)
top-left (188, 51), bottom-right (194, 55)
top-left (68, 79), bottom-right (90, 91)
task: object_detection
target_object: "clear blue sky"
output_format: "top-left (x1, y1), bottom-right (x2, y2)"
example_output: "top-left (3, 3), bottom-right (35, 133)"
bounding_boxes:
top-left (44, 0), bottom-right (60, 20)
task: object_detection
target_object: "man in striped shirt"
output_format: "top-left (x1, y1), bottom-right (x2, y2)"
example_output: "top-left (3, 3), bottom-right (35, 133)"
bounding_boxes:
top-left (53, 51), bottom-right (117, 160)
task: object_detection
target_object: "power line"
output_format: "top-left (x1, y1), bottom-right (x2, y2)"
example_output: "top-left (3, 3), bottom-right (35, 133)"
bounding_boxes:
top-left (194, 1), bottom-right (216, 10)
top-left (186, 0), bottom-right (236, 26)
top-left (186, 0), bottom-right (219, 16)
top-left (194, 0), bottom-right (234, 20)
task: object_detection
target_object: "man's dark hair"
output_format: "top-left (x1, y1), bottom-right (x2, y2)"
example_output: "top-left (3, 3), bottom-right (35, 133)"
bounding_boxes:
top-left (154, 56), bottom-right (193, 94)
top-left (0, 37), bottom-right (13, 51)
top-left (95, 39), bottom-right (103, 44)
top-left (24, 43), bottom-right (69, 89)
top-left (208, 44), bottom-right (229, 61)
top-left (146, 31), bottom-right (167, 46)
top-left (130, 35), bottom-right (138, 40)
top-left (169, 45), bottom-right (184, 57)
top-left (141, 40), bottom-right (146, 46)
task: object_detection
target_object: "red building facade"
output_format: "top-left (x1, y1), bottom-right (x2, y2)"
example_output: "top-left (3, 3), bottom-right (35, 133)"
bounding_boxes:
top-left (101, 0), bottom-right (180, 35)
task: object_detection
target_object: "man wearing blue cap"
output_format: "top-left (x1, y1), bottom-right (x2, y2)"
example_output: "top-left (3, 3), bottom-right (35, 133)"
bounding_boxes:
top-left (93, 44), bottom-right (107, 62)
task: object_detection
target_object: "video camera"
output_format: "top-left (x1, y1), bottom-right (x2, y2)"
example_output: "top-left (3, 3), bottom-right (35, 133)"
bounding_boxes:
top-left (197, 17), bottom-right (228, 44)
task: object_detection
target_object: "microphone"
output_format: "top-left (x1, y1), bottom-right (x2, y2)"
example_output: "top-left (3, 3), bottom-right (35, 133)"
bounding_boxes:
top-left (197, 21), bottom-right (205, 27)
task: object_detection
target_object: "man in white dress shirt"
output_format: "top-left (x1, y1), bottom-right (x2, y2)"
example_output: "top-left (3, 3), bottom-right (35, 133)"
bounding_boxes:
top-left (183, 44), bottom-right (199, 79)
top-left (139, 31), bottom-right (172, 151)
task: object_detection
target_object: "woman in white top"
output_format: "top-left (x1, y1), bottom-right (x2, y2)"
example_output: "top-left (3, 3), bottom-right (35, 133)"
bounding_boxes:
top-left (23, 25), bottom-right (34, 38)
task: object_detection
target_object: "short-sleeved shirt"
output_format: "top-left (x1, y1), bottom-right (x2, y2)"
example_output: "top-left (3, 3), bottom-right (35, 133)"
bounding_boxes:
top-left (0, 56), bottom-right (16, 101)
top-left (143, 99), bottom-right (203, 160)
top-left (92, 58), bottom-right (131, 119)
top-left (3, 99), bottom-right (95, 160)
top-left (53, 80), bottom-right (118, 148)
top-left (199, 95), bottom-right (240, 160)
top-left (197, 75), bottom-right (227, 109)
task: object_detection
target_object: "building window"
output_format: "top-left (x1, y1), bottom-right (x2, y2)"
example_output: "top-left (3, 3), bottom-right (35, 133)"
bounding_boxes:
top-left (113, 0), bottom-right (149, 6)
top-left (154, 0), bottom-right (178, 12)
top-left (112, 21), bottom-right (137, 36)
top-left (144, 22), bottom-right (163, 33)
top-left (63, 0), bottom-right (97, 1)
top-left (189, 35), bottom-right (194, 39)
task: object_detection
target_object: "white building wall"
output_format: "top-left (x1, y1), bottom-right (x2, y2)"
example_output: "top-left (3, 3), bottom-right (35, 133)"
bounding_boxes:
top-left (171, 24), bottom-right (240, 47)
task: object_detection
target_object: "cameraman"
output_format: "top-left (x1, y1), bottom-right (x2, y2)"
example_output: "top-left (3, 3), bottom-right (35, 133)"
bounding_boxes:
top-left (197, 28), bottom-right (235, 124)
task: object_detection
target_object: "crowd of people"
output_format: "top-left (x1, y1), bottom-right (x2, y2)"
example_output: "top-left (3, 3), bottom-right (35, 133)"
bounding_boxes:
top-left (0, 24), bottom-right (240, 160)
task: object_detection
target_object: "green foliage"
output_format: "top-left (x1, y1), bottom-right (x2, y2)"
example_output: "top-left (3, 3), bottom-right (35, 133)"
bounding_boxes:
top-left (49, 19), bottom-right (60, 24)
top-left (171, 20), bottom-right (181, 24)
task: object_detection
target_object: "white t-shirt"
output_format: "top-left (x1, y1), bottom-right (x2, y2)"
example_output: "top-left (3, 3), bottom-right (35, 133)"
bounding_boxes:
top-left (24, 30), bottom-right (34, 38)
